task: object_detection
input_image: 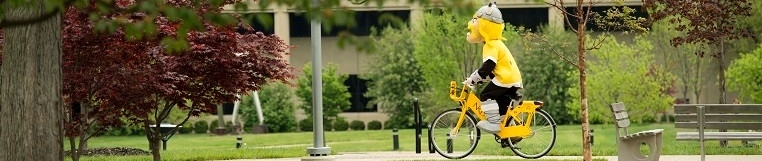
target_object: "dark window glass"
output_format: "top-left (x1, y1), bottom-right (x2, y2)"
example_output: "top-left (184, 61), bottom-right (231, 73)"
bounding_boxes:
top-left (343, 75), bottom-right (376, 112)
top-left (240, 13), bottom-right (276, 35)
top-left (290, 10), bottom-right (410, 37)
top-left (500, 7), bottom-right (549, 31)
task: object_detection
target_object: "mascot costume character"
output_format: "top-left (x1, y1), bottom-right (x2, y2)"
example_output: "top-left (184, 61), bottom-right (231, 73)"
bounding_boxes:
top-left (464, 2), bottom-right (524, 139)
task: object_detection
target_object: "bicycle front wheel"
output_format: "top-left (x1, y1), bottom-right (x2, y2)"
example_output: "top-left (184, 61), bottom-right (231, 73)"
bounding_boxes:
top-left (507, 109), bottom-right (557, 159)
top-left (429, 109), bottom-right (480, 159)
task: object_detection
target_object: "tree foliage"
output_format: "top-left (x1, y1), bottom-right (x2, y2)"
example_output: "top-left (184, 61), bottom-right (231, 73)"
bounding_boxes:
top-left (645, 16), bottom-right (709, 103)
top-left (412, 10), bottom-right (484, 121)
top-left (365, 26), bottom-right (425, 129)
top-left (241, 82), bottom-right (298, 133)
top-left (644, 0), bottom-right (755, 105)
top-left (60, 1), bottom-right (294, 160)
top-left (515, 25), bottom-right (577, 125)
top-left (567, 35), bottom-right (674, 124)
top-left (296, 62), bottom-right (351, 126)
top-left (727, 45), bottom-right (762, 103)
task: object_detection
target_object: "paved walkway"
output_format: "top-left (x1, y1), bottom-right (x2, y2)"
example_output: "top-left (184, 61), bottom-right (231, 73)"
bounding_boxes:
top-left (223, 151), bottom-right (762, 161)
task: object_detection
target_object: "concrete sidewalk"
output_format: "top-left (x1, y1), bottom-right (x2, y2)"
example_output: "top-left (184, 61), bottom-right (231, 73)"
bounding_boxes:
top-left (222, 151), bottom-right (762, 161)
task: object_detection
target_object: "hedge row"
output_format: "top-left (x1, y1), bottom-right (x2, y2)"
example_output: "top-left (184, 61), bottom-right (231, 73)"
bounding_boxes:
top-left (103, 119), bottom-right (397, 136)
top-left (298, 119), bottom-right (388, 131)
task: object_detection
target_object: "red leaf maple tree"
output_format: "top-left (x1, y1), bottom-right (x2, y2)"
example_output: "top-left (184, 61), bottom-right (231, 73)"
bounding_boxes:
top-left (62, 0), bottom-right (294, 160)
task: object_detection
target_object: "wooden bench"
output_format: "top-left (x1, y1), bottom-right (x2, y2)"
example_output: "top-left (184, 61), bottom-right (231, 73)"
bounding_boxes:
top-left (610, 102), bottom-right (664, 161)
top-left (674, 104), bottom-right (762, 161)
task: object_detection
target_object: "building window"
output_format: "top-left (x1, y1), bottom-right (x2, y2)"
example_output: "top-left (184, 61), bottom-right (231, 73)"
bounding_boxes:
top-left (240, 13), bottom-right (276, 35)
top-left (500, 7), bottom-right (549, 31)
top-left (343, 75), bottom-right (376, 112)
top-left (290, 10), bottom-right (410, 37)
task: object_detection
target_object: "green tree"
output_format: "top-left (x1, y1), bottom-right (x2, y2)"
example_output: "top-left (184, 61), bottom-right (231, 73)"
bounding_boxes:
top-left (413, 11), bottom-right (480, 119)
top-left (567, 35), bottom-right (674, 124)
top-left (296, 62), bottom-right (351, 126)
top-left (514, 25), bottom-right (577, 125)
top-left (365, 26), bottom-right (426, 129)
top-left (240, 82), bottom-right (298, 133)
top-left (646, 16), bottom-right (709, 104)
top-left (727, 45), bottom-right (762, 103)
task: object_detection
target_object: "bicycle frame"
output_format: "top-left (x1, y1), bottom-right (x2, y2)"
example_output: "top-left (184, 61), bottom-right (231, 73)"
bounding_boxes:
top-left (448, 81), bottom-right (544, 139)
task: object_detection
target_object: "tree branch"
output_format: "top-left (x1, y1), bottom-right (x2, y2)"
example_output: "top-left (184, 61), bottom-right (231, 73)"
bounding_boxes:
top-left (546, 1), bottom-right (580, 33)
top-left (0, 0), bottom-right (76, 28)
top-left (585, 34), bottom-right (609, 50)
top-left (165, 103), bottom-right (196, 137)
top-left (536, 37), bottom-right (581, 68)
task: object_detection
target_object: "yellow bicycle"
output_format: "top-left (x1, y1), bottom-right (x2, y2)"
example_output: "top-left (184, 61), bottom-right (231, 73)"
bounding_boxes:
top-left (429, 81), bottom-right (557, 159)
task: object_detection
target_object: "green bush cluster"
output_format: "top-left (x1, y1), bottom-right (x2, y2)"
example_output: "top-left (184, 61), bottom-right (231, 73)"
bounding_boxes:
top-left (367, 120), bottom-right (382, 130)
top-left (299, 118), bottom-right (312, 132)
top-left (193, 120), bottom-right (209, 134)
top-left (349, 120), bottom-right (365, 130)
top-left (333, 118), bottom-right (349, 131)
top-left (178, 123), bottom-right (193, 134)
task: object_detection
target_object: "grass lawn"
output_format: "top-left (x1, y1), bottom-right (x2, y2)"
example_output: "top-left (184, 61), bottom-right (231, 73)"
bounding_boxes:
top-left (70, 123), bottom-right (762, 161)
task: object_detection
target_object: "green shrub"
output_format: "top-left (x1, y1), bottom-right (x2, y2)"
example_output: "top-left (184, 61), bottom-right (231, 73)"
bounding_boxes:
top-left (299, 118), bottom-right (313, 132)
top-left (241, 82), bottom-right (298, 133)
top-left (349, 120), bottom-right (365, 130)
top-left (178, 123), bottom-right (193, 134)
top-left (383, 120), bottom-right (393, 129)
top-left (367, 120), bottom-right (382, 130)
top-left (324, 119), bottom-right (334, 131)
top-left (193, 120), bottom-right (209, 134)
top-left (225, 121), bottom-right (234, 133)
top-left (210, 120), bottom-right (221, 130)
top-left (296, 62), bottom-right (351, 129)
top-left (333, 118), bottom-right (349, 131)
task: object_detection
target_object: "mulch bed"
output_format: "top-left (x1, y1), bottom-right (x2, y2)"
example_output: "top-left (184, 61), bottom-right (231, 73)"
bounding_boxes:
top-left (65, 147), bottom-right (150, 156)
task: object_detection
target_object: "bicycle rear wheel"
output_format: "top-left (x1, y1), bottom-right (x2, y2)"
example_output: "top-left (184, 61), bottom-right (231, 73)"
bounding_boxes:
top-left (429, 109), bottom-right (480, 159)
top-left (506, 109), bottom-right (557, 159)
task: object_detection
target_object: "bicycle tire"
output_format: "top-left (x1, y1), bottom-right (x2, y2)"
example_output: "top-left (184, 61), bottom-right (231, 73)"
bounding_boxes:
top-left (507, 109), bottom-right (557, 159)
top-left (429, 109), bottom-right (481, 159)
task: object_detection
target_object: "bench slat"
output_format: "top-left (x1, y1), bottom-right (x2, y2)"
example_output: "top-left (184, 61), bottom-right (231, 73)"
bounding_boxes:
top-left (676, 132), bottom-right (762, 140)
top-left (674, 104), bottom-right (762, 114)
top-left (675, 122), bottom-right (762, 130)
top-left (621, 129), bottom-right (664, 141)
top-left (674, 114), bottom-right (762, 122)
top-left (611, 102), bottom-right (626, 112)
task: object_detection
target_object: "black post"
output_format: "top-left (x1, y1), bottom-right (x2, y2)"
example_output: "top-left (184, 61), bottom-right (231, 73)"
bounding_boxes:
top-left (236, 136), bottom-right (243, 148)
top-left (414, 98), bottom-right (421, 153)
top-left (393, 128), bottom-right (399, 151)
top-left (428, 125), bottom-right (434, 153)
top-left (162, 139), bottom-right (167, 151)
top-left (446, 133), bottom-right (453, 153)
top-left (590, 129), bottom-right (594, 146)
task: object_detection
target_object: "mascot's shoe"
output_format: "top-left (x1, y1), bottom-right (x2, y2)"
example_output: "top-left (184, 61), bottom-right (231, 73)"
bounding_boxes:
top-left (477, 100), bottom-right (502, 134)
top-left (500, 137), bottom-right (523, 149)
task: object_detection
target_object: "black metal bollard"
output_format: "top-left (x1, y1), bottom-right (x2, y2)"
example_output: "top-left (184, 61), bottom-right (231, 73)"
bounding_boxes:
top-left (236, 136), bottom-right (243, 148)
top-left (393, 128), bottom-right (399, 151)
top-left (590, 129), bottom-right (594, 146)
top-left (428, 125), bottom-right (434, 154)
top-left (414, 98), bottom-right (421, 154)
top-left (446, 133), bottom-right (453, 153)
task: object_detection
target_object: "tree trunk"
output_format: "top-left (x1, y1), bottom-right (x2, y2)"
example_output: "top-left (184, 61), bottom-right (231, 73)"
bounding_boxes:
top-left (575, 1), bottom-right (591, 160)
top-left (68, 136), bottom-right (79, 161)
top-left (77, 134), bottom-right (88, 156)
top-left (718, 40), bottom-right (728, 147)
top-left (0, 1), bottom-right (64, 161)
top-left (146, 122), bottom-right (162, 161)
